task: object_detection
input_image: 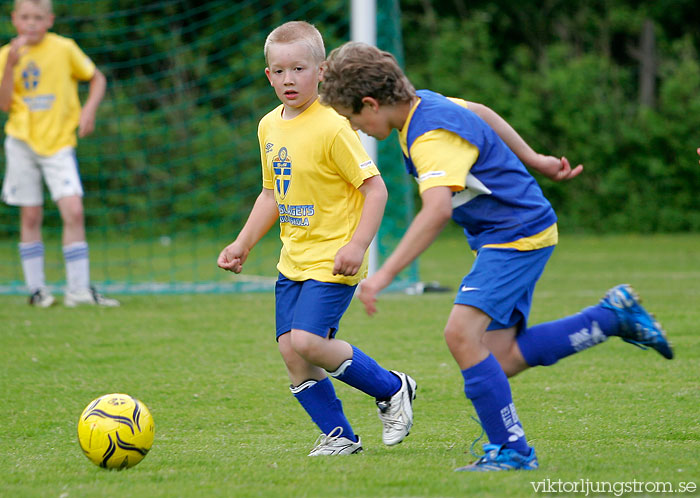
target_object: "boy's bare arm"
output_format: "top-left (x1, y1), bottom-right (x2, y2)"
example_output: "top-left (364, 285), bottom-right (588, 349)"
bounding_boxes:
top-left (78, 68), bottom-right (106, 137)
top-left (0, 62), bottom-right (14, 112)
top-left (218, 188), bottom-right (279, 273)
top-left (333, 174), bottom-right (388, 277)
top-left (0, 36), bottom-right (27, 112)
top-left (467, 101), bottom-right (583, 181)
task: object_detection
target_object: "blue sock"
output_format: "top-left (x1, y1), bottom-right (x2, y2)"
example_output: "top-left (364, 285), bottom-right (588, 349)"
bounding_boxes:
top-left (517, 305), bottom-right (619, 367)
top-left (331, 345), bottom-right (401, 400)
top-left (291, 377), bottom-right (357, 441)
top-left (462, 354), bottom-right (529, 455)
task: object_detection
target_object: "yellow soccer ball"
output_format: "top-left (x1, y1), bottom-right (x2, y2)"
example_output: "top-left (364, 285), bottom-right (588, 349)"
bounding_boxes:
top-left (77, 393), bottom-right (155, 470)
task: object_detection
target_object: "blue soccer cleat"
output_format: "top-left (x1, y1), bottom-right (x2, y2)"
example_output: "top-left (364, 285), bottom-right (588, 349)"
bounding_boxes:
top-left (599, 284), bottom-right (673, 359)
top-left (455, 444), bottom-right (538, 472)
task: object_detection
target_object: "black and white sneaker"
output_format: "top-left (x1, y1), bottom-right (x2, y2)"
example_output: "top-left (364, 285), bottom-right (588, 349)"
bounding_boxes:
top-left (307, 427), bottom-right (363, 456)
top-left (376, 371), bottom-right (417, 446)
top-left (64, 286), bottom-right (120, 307)
top-left (29, 288), bottom-right (55, 308)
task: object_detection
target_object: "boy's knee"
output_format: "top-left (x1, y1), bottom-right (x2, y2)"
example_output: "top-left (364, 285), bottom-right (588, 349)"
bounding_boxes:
top-left (61, 206), bottom-right (84, 227)
top-left (491, 348), bottom-right (530, 377)
top-left (289, 329), bottom-right (325, 361)
top-left (444, 324), bottom-right (478, 349)
top-left (20, 207), bottom-right (43, 229)
top-left (57, 196), bottom-right (84, 226)
top-left (277, 332), bottom-right (294, 358)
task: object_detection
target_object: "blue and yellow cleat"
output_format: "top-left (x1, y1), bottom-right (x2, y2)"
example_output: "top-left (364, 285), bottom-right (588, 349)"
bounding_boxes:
top-left (599, 284), bottom-right (673, 359)
top-left (455, 444), bottom-right (538, 472)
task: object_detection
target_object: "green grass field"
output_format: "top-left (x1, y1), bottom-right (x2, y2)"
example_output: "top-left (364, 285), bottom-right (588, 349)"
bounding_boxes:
top-left (1, 231), bottom-right (699, 497)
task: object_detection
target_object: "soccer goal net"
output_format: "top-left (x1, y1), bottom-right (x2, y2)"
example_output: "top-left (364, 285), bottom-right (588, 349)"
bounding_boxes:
top-left (0, 0), bottom-right (417, 295)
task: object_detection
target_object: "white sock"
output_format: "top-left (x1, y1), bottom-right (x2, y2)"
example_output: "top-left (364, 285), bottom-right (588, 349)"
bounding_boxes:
top-left (63, 241), bottom-right (90, 293)
top-left (19, 241), bottom-right (45, 293)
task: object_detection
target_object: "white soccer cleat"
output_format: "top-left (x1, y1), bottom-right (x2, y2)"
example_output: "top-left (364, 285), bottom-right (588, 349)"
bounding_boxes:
top-left (28, 288), bottom-right (55, 308)
top-left (307, 427), bottom-right (363, 456)
top-left (376, 371), bottom-right (417, 446)
top-left (64, 286), bottom-right (120, 307)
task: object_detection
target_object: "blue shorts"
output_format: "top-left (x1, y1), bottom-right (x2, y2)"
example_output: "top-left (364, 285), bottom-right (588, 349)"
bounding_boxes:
top-left (454, 246), bottom-right (555, 332)
top-left (275, 274), bottom-right (356, 340)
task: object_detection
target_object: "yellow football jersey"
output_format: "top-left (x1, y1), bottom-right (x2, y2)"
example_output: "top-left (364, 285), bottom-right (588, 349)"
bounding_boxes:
top-left (258, 99), bottom-right (379, 285)
top-left (0, 33), bottom-right (96, 156)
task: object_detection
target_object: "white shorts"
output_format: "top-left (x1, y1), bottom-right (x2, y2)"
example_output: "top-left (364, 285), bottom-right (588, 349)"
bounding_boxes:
top-left (2, 136), bottom-right (84, 206)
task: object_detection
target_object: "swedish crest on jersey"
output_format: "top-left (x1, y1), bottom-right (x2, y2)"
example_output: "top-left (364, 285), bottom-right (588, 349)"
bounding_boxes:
top-left (273, 146), bottom-right (292, 199)
top-left (22, 61), bottom-right (40, 91)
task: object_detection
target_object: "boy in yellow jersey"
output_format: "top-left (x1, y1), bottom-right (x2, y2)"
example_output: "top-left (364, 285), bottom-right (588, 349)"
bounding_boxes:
top-left (217, 22), bottom-right (416, 455)
top-left (320, 42), bottom-right (673, 470)
top-left (0, 0), bottom-right (118, 307)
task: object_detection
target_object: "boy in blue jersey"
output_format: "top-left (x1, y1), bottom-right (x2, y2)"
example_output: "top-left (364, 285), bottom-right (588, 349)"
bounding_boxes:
top-left (217, 22), bottom-right (416, 456)
top-left (320, 42), bottom-right (673, 471)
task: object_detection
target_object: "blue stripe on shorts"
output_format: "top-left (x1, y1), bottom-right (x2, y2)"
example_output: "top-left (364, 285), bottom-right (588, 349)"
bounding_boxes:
top-left (454, 245), bottom-right (554, 331)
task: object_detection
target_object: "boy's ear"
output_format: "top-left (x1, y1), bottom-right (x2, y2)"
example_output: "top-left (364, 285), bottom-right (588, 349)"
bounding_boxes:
top-left (361, 96), bottom-right (380, 112)
top-left (264, 67), bottom-right (273, 86)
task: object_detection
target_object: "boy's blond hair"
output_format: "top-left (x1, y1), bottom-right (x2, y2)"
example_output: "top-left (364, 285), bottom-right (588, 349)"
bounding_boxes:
top-left (320, 42), bottom-right (415, 113)
top-left (14, 0), bottom-right (52, 12)
top-left (264, 21), bottom-right (325, 66)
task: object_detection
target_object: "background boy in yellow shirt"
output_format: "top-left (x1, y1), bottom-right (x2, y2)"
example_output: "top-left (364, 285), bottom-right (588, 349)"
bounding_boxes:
top-left (0, 0), bottom-right (118, 307)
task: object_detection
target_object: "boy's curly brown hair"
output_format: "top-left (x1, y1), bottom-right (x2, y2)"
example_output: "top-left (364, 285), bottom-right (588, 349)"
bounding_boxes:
top-left (320, 42), bottom-right (415, 113)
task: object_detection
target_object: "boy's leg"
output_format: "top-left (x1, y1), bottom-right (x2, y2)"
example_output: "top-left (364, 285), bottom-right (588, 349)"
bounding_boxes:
top-left (57, 195), bottom-right (89, 294)
top-left (56, 195), bottom-right (119, 307)
top-left (515, 284), bottom-right (672, 367)
top-left (449, 247), bottom-right (545, 470)
top-left (276, 276), bottom-right (360, 455)
top-left (481, 328), bottom-right (528, 377)
top-left (446, 304), bottom-right (532, 458)
top-left (19, 208), bottom-right (55, 307)
top-left (4, 137), bottom-right (52, 304)
top-left (278, 332), bottom-right (358, 447)
top-left (282, 277), bottom-right (414, 445)
top-left (291, 329), bottom-right (414, 446)
top-left (283, 278), bottom-right (401, 398)
top-left (19, 206), bottom-right (44, 243)
top-left (19, 206), bottom-right (47, 291)
top-left (329, 343), bottom-right (415, 447)
top-left (57, 194), bottom-right (86, 245)
top-left (291, 331), bottom-right (401, 400)
top-left (39, 147), bottom-right (116, 307)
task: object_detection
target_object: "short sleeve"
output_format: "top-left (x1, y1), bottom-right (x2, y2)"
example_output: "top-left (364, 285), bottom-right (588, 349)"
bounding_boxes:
top-left (258, 120), bottom-right (274, 190)
top-left (67, 39), bottom-right (95, 81)
top-left (409, 129), bottom-right (479, 194)
top-left (329, 123), bottom-right (379, 188)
